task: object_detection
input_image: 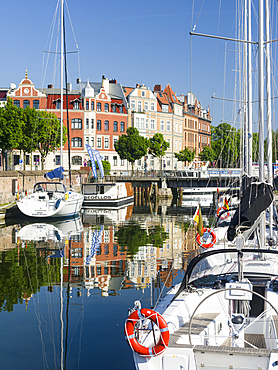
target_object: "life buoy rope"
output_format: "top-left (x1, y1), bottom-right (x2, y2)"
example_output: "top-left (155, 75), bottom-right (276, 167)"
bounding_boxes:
top-left (196, 227), bottom-right (217, 249)
top-left (125, 308), bottom-right (169, 357)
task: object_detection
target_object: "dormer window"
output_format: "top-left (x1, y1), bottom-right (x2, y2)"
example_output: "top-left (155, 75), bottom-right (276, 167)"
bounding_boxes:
top-left (73, 100), bottom-right (79, 110)
top-left (162, 104), bottom-right (168, 113)
top-left (55, 100), bottom-right (61, 109)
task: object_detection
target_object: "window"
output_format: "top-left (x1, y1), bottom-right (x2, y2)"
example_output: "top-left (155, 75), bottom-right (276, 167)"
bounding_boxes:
top-left (144, 101), bottom-right (149, 111)
top-left (162, 104), bottom-right (168, 113)
top-left (13, 155), bottom-right (20, 166)
top-left (86, 119), bottom-right (89, 129)
top-left (91, 137), bottom-right (94, 147)
top-left (140, 118), bottom-right (144, 128)
top-left (33, 155), bottom-right (40, 164)
top-left (72, 118), bottom-right (82, 129)
top-left (14, 100), bottom-right (20, 108)
top-left (97, 102), bottom-right (101, 111)
top-left (151, 120), bottom-right (155, 130)
top-left (146, 119), bottom-right (148, 129)
top-left (120, 122), bottom-right (125, 132)
top-left (25, 154), bottom-right (30, 165)
top-left (91, 101), bottom-right (94, 110)
top-left (112, 104), bottom-right (116, 112)
top-left (56, 100), bottom-right (61, 109)
top-left (160, 120), bottom-right (165, 131)
top-left (71, 137), bottom-right (82, 147)
top-left (86, 101), bottom-right (89, 110)
top-left (136, 118), bottom-right (139, 128)
top-left (73, 100), bottom-right (80, 110)
top-left (23, 100), bottom-right (30, 109)
top-left (104, 156), bottom-right (109, 161)
top-left (97, 137), bottom-right (102, 148)
top-left (104, 137), bottom-right (109, 149)
top-left (97, 120), bottom-right (101, 130)
top-left (113, 138), bottom-right (118, 148)
top-left (113, 121), bottom-right (118, 132)
top-left (33, 100), bottom-right (39, 109)
top-left (151, 102), bottom-right (155, 111)
top-left (55, 155), bottom-right (60, 165)
top-left (167, 139), bottom-right (170, 148)
top-left (142, 90), bottom-right (145, 97)
top-left (131, 100), bottom-right (135, 109)
top-left (167, 121), bottom-right (171, 131)
top-left (113, 156), bottom-right (117, 166)
top-left (119, 106), bottom-right (123, 113)
top-left (72, 155), bottom-right (82, 165)
top-left (138, 101), bottom-right (142, 112)
top-left (86, 137), bottom-right (89, 145)
top-left (104, 120), bottom-right (109, 130)
top-left (120, 159), bottom-right (124, 166)
top-left (104, 103), bottom-right (109, 112)
top-left (91, 119), bottom-right (94, 129)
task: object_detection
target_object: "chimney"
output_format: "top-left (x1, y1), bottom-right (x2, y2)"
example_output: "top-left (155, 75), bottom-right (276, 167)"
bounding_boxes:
top-left (109, 79), bottom-right (117, 84)
top-left (48, 84), bottom-right (53, 89)
top-left (136, 84), bottom-right (140, 88)
top-left (154, 84), bottom-right (161, 92)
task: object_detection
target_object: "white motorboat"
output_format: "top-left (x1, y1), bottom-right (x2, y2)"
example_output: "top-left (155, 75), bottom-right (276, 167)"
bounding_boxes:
top-left (82, 182), bottom-right (134, 208)
top-left (17, 180), bottom-right (83, 218)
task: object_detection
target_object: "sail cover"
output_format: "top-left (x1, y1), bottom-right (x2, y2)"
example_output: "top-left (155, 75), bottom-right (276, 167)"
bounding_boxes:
top-left (44, 166), bottom-right (65, 180)
top-left (227, 181), bottom-right (274, 241)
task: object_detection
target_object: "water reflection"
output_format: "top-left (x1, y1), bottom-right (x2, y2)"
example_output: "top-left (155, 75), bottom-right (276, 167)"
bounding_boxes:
top-left (0, 201), bottom-right (201, 369)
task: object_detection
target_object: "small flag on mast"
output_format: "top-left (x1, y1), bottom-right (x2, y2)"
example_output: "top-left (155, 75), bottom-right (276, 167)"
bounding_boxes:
top-left (224, 197), bottom-right (229, 210)
top-left (193, 205), bottom-right (204, 236)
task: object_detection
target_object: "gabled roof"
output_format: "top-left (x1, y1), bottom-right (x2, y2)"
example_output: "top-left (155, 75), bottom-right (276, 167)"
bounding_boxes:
top-left (155, 91), bottom-right (173, 113)
top-left (163, 83), bottom-right (183, 105)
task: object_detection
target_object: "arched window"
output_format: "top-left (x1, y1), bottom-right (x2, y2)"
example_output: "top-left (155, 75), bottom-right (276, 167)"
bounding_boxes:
top-left (71, 118), bottom-right (82, 129)
top-left (33, 100), bottom-right (39, 109)
top-left (104, 103), bottom-right (109, 112)
top-left (104, 120), bottom-right (109, 130)
top-left (13, 100), bottom-right (20, 108)
top-left (23, 100), bottom-right (30, 109)
top-left (97, 102), bottom-right (101, 111)
top-left (72, 155), bottom-right (82, 165)
top-left (71, 137), bottom-right (82, 147)
top-left (120, 122), bottom-right (125, 132)
top-left (91, 101), bottom-right (94, 110)
top-left (97, 120), bottom-right (101, 130)
top-left (113, 121), bottom-right (118, 132)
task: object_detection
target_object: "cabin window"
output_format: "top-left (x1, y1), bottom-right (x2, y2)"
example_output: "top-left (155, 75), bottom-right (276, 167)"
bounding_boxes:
top-left (113, 121), bottom-right (118, 132)
top-left (14, 100), bottom-right (20, 108)
top-left (99, 185), bottom-right (105, 194)
top-left (72, 155), bottom-right (82, 165)
top-left (120, 122), bottom-right (125, 132)
top-left (23, 100), bottom-right (30, 109)
top-left (71, 137), bottom-right (82, 147)
top-left (33, 100), bottom-right (39, 109)
top-left (72, 118), bottom-right (82, 129)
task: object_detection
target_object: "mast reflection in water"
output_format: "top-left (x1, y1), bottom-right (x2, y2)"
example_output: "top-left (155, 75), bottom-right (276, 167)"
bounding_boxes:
top-left (0, 202), bottom-right (199, 369)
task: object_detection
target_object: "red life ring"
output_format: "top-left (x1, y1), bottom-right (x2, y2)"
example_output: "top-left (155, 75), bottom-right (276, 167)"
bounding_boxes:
top-left (125, 308), bottom-right (170, 357)
top-left (217, 206), bottom-right (228, 217)
top-left (196, 228), bottom-right (217, 249)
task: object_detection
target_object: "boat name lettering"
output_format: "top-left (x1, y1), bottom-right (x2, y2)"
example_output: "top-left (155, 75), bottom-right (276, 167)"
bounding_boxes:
top-left (86, 195), bottom-right (112, 200)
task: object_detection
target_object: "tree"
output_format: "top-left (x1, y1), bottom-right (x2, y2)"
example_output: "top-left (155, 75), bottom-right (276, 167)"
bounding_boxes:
top-left (174, 147), bottom-right (195, 164)
top-left (148, 133), bottom-right (169, 158)
top-left (114, 127), bottom-right (149, 172)
top-left (199, 146), bottom-right (215, 163)
top-left (0, 99), bottom-right (24, 170)
top-left (34, 111), bottom-right (67, 170)
top-left (114, 222), bottom-right (149, 256)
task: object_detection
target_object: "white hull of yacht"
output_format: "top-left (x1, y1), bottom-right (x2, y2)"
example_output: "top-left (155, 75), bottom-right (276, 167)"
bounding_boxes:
top-left (17, 182), bottom-right (84, 218)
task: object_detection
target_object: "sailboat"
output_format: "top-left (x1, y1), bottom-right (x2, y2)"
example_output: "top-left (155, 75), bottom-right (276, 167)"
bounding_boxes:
top-left (124, 1), bottom-right (278, 369)
top-left (16, 0), bottom-right (84, 218)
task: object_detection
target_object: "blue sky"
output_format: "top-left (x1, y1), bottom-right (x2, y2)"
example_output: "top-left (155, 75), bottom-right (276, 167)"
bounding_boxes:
top-left (1, 1), bottom-right (277, 129)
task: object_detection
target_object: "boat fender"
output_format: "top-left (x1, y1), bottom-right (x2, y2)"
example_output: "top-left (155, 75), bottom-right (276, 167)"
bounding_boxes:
top-left (196, 228), bottom-right (217, 249)
top-left (65, 193), bottom-right (69, 200)
top-left (55, 198), bottom-right (61, 209)
top-left (125, 308), bottom-right (169, 357)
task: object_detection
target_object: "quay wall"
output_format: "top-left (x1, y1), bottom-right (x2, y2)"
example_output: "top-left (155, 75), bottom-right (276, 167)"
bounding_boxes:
top-left (0, 170), bottom-right (89, 204)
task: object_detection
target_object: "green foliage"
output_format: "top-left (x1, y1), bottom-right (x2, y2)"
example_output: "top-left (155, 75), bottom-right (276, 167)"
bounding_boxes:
top-left (174, 147), bottom-right (195, 163)
top-left (88, 160), bottom-right (111, 175)
top-left (114, 222), bottom-right (169, 256)
top-left (148, 133), bottom-right (169, 158)
top-left (114, 127), bottom-right (149, 168)
top-left (199, 146), bottom-right (215, 162)
top-left (0, 246), bottom-right (61, 312)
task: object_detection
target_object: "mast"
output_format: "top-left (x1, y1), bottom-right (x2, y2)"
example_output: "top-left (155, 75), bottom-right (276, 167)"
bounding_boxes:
top-left (265, 0), bottom-right (273, 237)
top-left (60, 0), bottom-right (64, 168)
top-left (243, 0), bottom-right (248, 174)
top-left (258, 0), bottom-right (265, 246)
top-left (247, 0), bottom-right (253, 175)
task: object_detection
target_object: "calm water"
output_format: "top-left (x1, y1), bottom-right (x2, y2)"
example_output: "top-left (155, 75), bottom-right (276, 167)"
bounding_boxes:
top-left (0, 201), bottom-right (201, 370)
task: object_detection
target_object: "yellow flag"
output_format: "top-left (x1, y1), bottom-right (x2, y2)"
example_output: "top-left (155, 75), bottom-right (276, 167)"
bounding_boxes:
top-left (224, 197), bottom-right (229, 210)
top-left (194, 205), bottom-right (204, 236)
